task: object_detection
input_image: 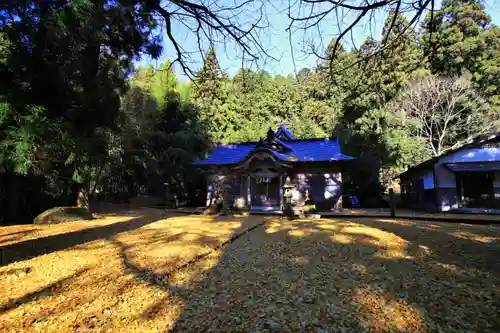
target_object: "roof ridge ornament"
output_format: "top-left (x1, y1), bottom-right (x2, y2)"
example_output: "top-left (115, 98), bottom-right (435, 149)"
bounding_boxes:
top-left (275, 124), bottom-right (296, 141)
top-left (266, 128), bottom-right (275, 142)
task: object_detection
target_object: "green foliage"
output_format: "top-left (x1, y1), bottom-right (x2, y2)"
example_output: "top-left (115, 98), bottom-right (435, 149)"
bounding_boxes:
top-left (0, 0), bottom-right (162, 220)
top-left (422, 0), bottom-right (500, 112)
top-left (2, 0), bottom-right (500, 221)
top-left (102, 60), bottom-right (209, 206)
top-left (180, 2), bottom-right (499, 195)
top-left (150, 61), bottom-right (178, 109)
top-left (0, 0), bottom-right (160, 175)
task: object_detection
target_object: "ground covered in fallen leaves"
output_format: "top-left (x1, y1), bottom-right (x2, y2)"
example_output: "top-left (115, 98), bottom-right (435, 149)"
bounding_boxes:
top-left (1, 209), bottom-right (500, 332)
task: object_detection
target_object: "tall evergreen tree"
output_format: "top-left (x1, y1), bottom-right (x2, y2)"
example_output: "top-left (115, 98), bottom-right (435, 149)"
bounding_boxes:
top-left (151, 61), bottom-right (178, 109)
top-left (422, 0), bottom-right (500, 112)
top-left (422, 0), bottom-right (493, 76)
top-left (191, 48), bottom-right (231, 142)
top-left (379, 10), bottom-right (429, 100)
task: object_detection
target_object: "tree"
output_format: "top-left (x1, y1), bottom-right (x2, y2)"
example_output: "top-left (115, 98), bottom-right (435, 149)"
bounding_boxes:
top-left (393, 75), bottom-right (499, 157)
top-left (148, 92), bottom-right (209, 205)
top-left (0, 0), bottom-right (160, 215)
top-left (422, 0), bottom-right (493, 76)
top-left (318, 12), bottom-right (432, 191)
top-left (287, 0), bottom-right (434, 76)
top-left (151, 61), bottom-right (178, 110)
top-left (191, 48), bottom-right (233, 142)
top-left (379, 10), bottom-right (429, 99)
top-left (0, 1), bottom-right (460, 80)
top-left (105, 60), bottom-right (209, 205)
top-left (422, 0), bottom-right (500, 113)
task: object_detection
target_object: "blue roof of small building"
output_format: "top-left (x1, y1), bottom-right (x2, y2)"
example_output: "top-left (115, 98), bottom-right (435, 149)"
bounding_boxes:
top-left (395, 131), bottom-right (500, 179)
top-left (194, 128), bottom-right (354, 165)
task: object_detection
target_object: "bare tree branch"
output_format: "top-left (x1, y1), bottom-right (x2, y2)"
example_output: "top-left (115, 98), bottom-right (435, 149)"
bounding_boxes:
top-left (143, 0), bottom-right (272, 78)
top-left (136, 0), bottom-right (438, 80)
top-left (287, 0), bottom-right (432, 78)
top-left (394, 76), bottom-right (497, 156)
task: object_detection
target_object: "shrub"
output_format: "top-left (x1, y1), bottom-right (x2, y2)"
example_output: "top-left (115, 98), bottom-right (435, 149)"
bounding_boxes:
top-left (303, 204), bottom-right (316, 214)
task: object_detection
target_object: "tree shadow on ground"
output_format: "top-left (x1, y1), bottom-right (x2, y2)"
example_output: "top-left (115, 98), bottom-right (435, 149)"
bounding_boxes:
top-left (1, 211), bottom-right (247, 332)
top-left (0, 210), bottom-right (173, 267)
top-left (112, 214), bottom-right (260, 289)
top-left (355, 218), bottom-right (500, 277)
top-left (0, 229), bottom-right (42, 245)
top-left (2, 214), bottom-right (499, 332)
top-left (0, 267), bottom-right (90, 314)
top-left (137, 217), bottom-right (500, 332)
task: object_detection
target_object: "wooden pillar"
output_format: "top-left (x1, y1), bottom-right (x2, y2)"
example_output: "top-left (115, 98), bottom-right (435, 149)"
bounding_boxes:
top-left (389, 188), bottom-right (396, 217)
top-left (246, 175), bottom-right (251, 208)
top-left (457, 173), bottom-right (464, 207)
top-left (206, 175), bottom-right (213, 207)
top-left (240, 175), bottom-right (244, 199)
top-left (279, 175), bottom-right (284, 210)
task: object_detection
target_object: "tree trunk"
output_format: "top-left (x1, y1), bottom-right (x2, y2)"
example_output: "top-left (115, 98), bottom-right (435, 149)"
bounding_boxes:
top-left (77, 185), bottom-right (90, 211)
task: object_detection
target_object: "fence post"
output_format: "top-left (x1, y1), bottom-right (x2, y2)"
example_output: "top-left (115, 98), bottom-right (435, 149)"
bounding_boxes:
top-left (389, 188), bottom-right (395, 217)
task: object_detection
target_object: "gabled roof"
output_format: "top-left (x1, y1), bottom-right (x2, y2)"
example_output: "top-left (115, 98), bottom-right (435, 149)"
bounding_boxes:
top-left (194, 127), bottom-right (354, 166)
top-left (275, 125), bottom-right (295, 140)
top-left (394, 131), bottom-right (500, 179)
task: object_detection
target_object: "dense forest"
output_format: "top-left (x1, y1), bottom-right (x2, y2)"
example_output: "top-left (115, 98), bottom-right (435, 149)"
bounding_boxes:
top-left (1, 0), bottom-right (499, 223)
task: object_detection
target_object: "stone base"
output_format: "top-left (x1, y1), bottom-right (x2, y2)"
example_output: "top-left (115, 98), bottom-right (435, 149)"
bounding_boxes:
top-left (298, 214), bottom-right (322, 219)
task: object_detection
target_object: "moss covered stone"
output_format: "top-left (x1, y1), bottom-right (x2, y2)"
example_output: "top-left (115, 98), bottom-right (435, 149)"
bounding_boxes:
top-left (33, 207), bottom-right (93, 224)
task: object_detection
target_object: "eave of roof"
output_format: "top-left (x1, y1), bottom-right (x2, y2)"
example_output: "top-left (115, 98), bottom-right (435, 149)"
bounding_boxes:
top-left (394, 131), bottom-right (500, 180)
top-left (193, 138), bottom-right (355, 166)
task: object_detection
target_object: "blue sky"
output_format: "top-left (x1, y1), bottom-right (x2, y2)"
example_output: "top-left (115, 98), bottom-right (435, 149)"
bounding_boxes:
top-left (137, 0), bottom-right (500, 81)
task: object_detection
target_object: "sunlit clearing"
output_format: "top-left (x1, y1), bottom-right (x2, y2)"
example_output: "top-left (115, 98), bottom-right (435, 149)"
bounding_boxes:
top-left (379, 243), bottom-right (430, 260)
top-left (376, 219), bottom-right (416, 226)
top-left (0, 211), bottom-right (264, 333)
top-left (341, 226), bottom-right (407, 247)
top-left (0, 215), bottom-right (138, 246)
top-left (169, 252), bottom-right (222, 287)
top-left (288, 229), bottom-right (307, 236)
top-left (265, 220), bottom-right (289, 234)
top-left (353, 286), bottom-right (424, 332)
top-left (315, 223), bottom-right (339, 231)
top-left (452, 231), bottom-right (500, 243)
top-left (331, 234), bottom-right (354, 244)
top-left (374, 248), bottom-right (415, 260)
top-left (338, 225), bottom-right (412, 259)
top-left (2, 213), bottom-right (499, 332)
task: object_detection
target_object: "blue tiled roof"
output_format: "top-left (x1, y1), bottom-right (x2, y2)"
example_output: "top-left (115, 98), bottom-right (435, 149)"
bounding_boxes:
top-left (286, 140), bottom-right (353, 162)
top-left (195, 143), bottom-right (256, 165)
top-left (194, 138), bottom-right (354, 165)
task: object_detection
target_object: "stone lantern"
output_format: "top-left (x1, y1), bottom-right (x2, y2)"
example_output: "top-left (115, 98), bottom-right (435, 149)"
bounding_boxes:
top-left (219, 182), bottom-right (232, 215)
top-left (282, 176), bottom-right (295, 218)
